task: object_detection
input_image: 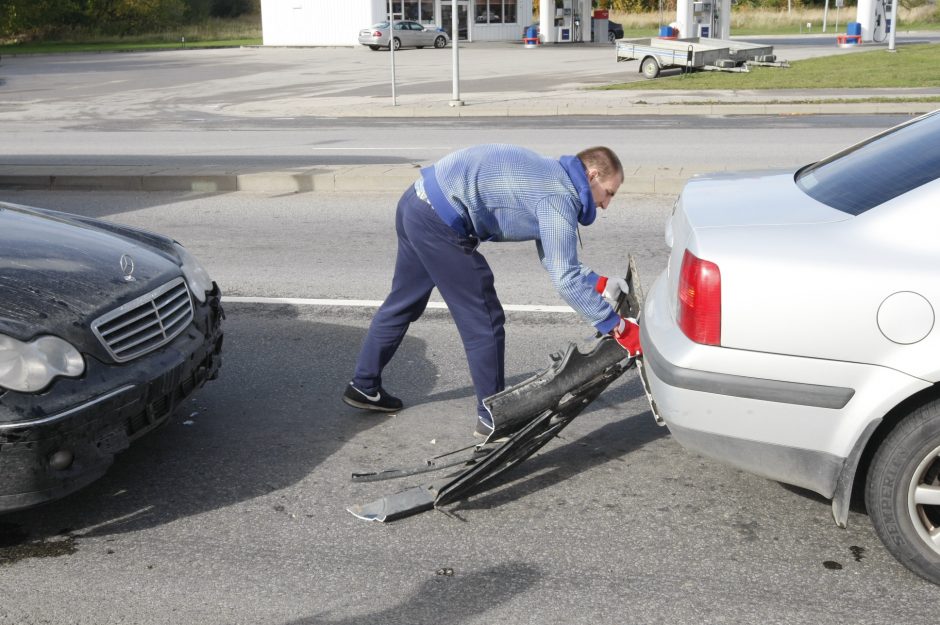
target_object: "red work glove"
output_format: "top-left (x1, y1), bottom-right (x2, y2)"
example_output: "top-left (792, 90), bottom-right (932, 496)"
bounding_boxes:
top-left (611, 316), bottom-right (642, 357)
top-left (595, 275), bottom-right (630, 304)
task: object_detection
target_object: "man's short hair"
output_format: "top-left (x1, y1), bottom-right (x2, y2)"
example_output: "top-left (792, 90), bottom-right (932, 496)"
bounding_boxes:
top-left (577, 146), bottom-right (623, 180)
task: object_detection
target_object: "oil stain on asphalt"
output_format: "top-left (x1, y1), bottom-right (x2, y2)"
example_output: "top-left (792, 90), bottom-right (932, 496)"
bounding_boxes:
top-left (0, 522), bottom-right (77, 565)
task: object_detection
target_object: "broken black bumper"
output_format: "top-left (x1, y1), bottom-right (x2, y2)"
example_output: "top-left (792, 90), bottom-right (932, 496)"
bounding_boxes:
top-left (347, 257), bottom-right (644, 522)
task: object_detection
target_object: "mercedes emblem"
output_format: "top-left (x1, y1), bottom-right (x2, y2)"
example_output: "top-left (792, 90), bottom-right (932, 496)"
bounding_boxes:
top-left (120, 253), bottom-right (136, 282)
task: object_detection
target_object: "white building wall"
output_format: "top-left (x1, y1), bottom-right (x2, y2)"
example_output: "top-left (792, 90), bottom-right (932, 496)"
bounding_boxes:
top-left (262, 0), bottom-right (533, 46)
top-left (468, 24), bottom-right (523, 41)
top-left (261, 0), bottom-right (386, 46)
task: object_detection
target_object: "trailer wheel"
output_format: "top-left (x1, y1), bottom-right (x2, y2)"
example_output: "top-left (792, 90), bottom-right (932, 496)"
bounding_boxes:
top-left (641, 57), bottom-right (660, 79)
top-left (866, 399), bottom-right (940, 585)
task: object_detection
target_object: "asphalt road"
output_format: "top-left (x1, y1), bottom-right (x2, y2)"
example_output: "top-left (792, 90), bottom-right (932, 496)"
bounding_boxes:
top-left (1, 35), bottom-right (936, 128)
top-left (0, 33), bottom-right (936, 117)
top-left (0, 114), bottom-right (913, 174)
top-left (0, 189), bottom-right (936, 625)
top-left (1, 37), bottom-right (937, 621)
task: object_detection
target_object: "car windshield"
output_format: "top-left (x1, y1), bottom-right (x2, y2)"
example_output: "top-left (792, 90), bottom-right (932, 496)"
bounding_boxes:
top-left (795, 110), bottom-right (940, 215)
top-left (372, 22), bottom-right (389, 28)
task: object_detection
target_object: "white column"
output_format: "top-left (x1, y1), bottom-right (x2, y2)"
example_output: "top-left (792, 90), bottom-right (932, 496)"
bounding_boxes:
top-left (540, 0), bottom-right (554, 43)
top-left (888, 0), bottom-right (899, 50)
top-left (580, 0), bottom-right (591, 42)
top-left (719, 0), bottom-right (731, 38)
top-left (450, 0), bottom-right (463, 105)
top-left (468, 0), bottom-right (474, 41)
top-left (856, 0), bottom-right (875, 42)
top-left (675, 0), bottom-right (692, 39)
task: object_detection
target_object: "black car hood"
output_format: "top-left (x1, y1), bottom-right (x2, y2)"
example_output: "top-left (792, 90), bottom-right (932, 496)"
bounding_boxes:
top-left (0, 203), bottom-right (183, 351)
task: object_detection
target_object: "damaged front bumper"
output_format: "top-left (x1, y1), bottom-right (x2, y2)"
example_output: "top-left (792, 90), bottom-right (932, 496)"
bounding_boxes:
top-left (0, 287), bottom-right (224, 513)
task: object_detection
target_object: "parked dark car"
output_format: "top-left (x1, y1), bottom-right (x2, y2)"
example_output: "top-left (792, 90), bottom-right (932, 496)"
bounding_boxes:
top-left (0, 201), bottom-right (224, 512)
top-left (601, 19), bottom-right (625, 42)
top-left (522, 19), bottom-right (623, 43)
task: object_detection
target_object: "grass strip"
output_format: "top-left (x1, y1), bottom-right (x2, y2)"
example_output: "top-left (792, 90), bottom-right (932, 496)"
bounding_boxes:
top-left (0, 39), bottom-right (261, 55)
top-left (599, 42), bottom-right (940, 90)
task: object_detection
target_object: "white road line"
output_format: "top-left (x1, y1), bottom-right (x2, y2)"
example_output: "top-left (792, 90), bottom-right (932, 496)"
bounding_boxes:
top-left (223, 295), bottom-right (576, 313)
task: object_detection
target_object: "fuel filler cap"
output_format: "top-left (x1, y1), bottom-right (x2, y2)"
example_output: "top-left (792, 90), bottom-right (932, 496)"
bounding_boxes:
top-left (877, 291), bottom-right (935, 345)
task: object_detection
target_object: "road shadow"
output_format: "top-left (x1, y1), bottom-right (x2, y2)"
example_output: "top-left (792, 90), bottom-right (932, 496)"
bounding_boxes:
top-left (1, 304), bottom-right (438, 541)
top-left (285, 562), bottom-right (540, 625)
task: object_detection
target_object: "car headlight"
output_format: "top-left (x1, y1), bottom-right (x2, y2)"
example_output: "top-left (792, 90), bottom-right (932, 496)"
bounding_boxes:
top-left (0, 334), bottom-right (85, 393)
top-left (173, 243), bottom-right (214, 304)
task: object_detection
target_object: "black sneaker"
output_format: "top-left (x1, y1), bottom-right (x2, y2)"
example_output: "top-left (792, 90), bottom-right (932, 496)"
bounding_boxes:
top-left (473, 419), bottom-right (494, 438)
top-left (473, 419), bottom-right (510, 443)
top-left (342, 382), bottom-right (403, 413)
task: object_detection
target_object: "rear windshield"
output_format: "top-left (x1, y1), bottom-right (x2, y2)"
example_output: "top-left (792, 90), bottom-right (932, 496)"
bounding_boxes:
top-left (795, 110), bottom-right (940, 215)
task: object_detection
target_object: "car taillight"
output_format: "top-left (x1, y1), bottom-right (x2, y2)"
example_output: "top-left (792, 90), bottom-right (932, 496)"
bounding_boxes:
top-left (677, 249), bottom-right (721, 346)
top-left (374, 31), bottom-right (383, 37)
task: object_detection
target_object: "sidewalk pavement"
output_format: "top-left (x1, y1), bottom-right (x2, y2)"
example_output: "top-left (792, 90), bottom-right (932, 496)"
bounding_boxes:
top-left (1, 86), bottom-right (937, 196)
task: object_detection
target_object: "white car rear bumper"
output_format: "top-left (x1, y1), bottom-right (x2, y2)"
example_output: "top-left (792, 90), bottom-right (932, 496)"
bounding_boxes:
top-left (640, 272), bottom-right (929, 499)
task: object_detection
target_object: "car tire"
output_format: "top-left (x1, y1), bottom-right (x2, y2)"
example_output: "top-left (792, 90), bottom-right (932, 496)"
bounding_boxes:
top-left (608, 31), bottom-right (616, 44)
top-left (641, 57), bottom-right (660, 79)
top-left (392, 37), bottom-right (401, 51)
top-left (866, 400), bottom-right (940, 585)
top-left (434, 35), bottom-right (447, 48)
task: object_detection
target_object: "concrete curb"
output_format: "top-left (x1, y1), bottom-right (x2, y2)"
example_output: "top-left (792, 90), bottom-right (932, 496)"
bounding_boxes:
top-left (0, 165), bottom-right (693, 195)
top-left (295, 99), bottom-right (940, 118)
top-left (219, 95), bottom-right (940, 119)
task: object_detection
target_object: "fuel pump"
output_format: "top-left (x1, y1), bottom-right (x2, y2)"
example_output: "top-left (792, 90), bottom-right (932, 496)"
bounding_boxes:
top-left (538, 0), bottom-right (592, 43)
top-left (691, 1), bottom-right (719, 37)
top-left (675, 0), bottom-right (730, 39)
top-left (555, 0), bottom-right (574, 42)
top-left (856, 0), bottom-right (892, 42)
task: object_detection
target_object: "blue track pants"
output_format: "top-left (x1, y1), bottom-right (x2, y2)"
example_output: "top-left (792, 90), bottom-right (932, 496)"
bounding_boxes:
top-left (352, 185), bottom-right (506, 419)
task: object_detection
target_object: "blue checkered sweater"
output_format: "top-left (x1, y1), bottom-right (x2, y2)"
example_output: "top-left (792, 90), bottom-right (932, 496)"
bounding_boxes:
top-left (418, 144), bottom-right (619, 334)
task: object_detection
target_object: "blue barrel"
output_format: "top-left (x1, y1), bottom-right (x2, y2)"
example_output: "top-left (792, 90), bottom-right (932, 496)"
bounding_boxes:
top-left (659, 25), bottom-right (672, 37)
top-left (525, 26), bottom-right (538, 40)
top-left (847, 22), bottom-right (862, 36)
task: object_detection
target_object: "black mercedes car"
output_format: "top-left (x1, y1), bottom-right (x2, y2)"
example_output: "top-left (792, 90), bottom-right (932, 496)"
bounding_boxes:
top-left (0, 201), bottom-right (224, 512)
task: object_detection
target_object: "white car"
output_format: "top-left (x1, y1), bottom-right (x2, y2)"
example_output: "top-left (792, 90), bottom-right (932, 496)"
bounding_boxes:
top-left (358, 21), bottom-right (449, 51)
top-left (640, 109), bottom-right (940, 584)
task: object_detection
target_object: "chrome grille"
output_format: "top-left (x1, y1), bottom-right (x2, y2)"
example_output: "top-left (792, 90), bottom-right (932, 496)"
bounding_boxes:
top-left (92, 277), bottom-right (194, 362)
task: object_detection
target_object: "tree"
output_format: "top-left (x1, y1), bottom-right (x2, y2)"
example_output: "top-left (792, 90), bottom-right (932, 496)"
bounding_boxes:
top-left (210, 0), bottom-right (256, 17)
top-left (86, 0), bottom-right (186, 35)
top-left (1, 0), bottom-right (259, 41)
top-left (0, 0), bottom-right (85, 40)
